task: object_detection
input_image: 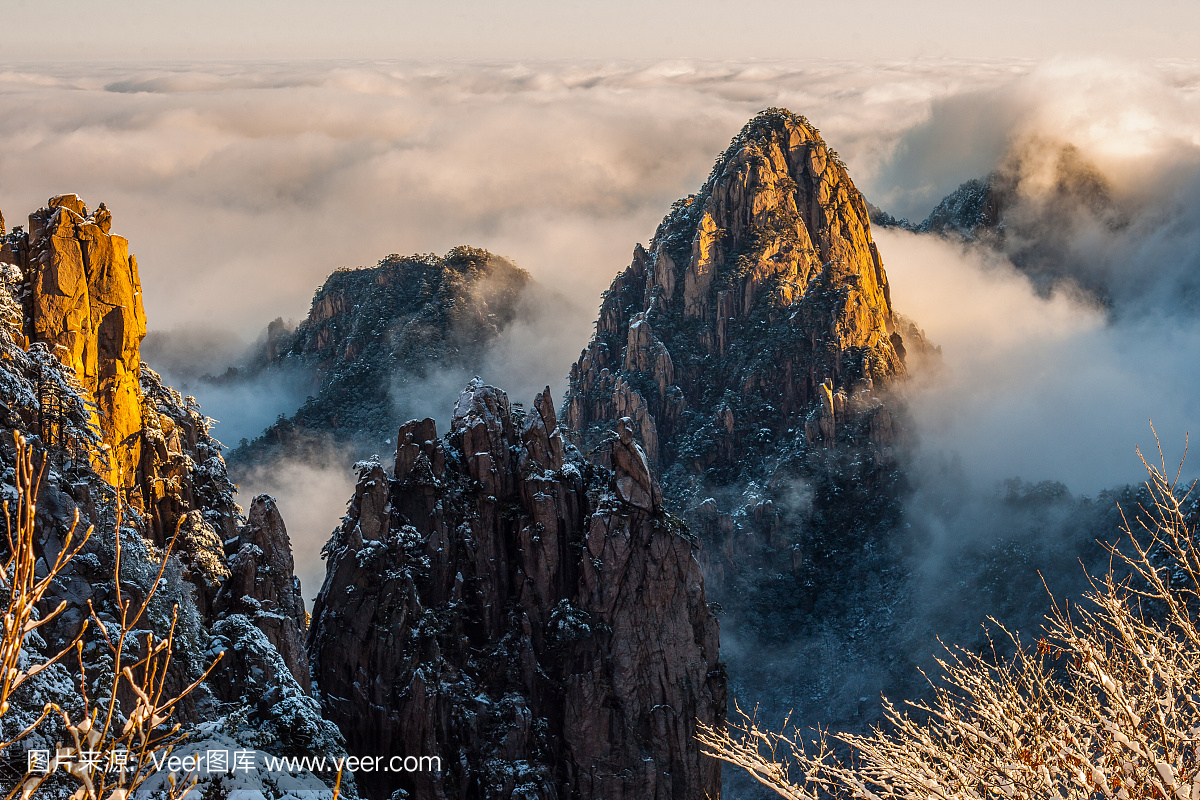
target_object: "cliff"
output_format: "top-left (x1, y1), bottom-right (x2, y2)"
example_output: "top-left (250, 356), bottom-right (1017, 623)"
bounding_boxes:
top-left (0, 194), bottom-right (240, 550)
top-left (562, 109), bottom-right (935, 583)
top-left (0, 197), bottom-right (344, 796)
top-left (559, 113), bottom-right (942, 791)
top-left (565, 109), bottom-right (926, 483)
top-left (225, 247), bottom-right (536, 467)
top-left (308, 379), bottom-right (724, 800)
top-left (23, 195), bottom-right (145, 488)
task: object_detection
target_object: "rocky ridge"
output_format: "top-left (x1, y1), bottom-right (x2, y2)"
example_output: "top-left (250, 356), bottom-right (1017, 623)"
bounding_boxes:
top-left (224, 247), bottom-right (537, 467)
top-left (0, 197), bottom-right (344, 796)
top-left (308, 379), bottom-right (724, 800)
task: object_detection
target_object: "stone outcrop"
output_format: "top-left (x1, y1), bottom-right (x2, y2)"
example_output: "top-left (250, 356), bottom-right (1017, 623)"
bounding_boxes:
top-left (0, 195), bottom-right (240, 549)
top-left (226, 246), bottom-right (538, 469)
top-left (308, 379), bottom-right (724, 800)
top-left (566, 109), bottom-right (926, 481)
top-left (0, 199), bottom-right (349, 796)
top-left (214, 494), bottom-right (311, 693)
top-left (137, 367), bottom-right (241, 552)
top-left (25, 194), bottom-right (147, 486)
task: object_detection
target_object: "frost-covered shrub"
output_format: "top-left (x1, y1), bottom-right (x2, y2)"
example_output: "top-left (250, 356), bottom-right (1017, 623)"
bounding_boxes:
top-left (701, 444), bottom-right (1200, 800)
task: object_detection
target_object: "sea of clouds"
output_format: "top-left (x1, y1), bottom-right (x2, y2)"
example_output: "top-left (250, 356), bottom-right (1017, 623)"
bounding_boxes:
top-left (5, 56), bottom-right (1200, 598)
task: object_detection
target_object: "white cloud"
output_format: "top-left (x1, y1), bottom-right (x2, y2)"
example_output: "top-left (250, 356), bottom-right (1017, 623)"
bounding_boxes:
top-left (882, 228), bottom-right (1200, 493)
top-left (7, 57), bottom-right (1200, 579)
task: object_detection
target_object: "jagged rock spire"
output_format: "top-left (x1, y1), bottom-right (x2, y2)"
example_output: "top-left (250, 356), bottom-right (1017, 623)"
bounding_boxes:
top-left (566, 108), bottom-right (922, 474)
top-left (25, 194), bottom-right (147, 486)
top-left (1, 195), bottom-right (241, 548)
top-left (308, 380), bottom-right (724, 799)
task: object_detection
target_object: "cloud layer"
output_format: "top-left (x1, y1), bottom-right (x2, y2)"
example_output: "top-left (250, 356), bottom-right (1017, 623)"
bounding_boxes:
top-left (6, 57), bottom-right (1200, 596)
top-left (0, 59), bottom-right (1029, 334)
top-left (875, 59), bottom-right (1200, 491)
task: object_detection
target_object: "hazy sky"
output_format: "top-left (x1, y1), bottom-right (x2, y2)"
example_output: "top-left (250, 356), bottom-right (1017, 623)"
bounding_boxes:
top-left (4, 0), bottom-right (1200, 62)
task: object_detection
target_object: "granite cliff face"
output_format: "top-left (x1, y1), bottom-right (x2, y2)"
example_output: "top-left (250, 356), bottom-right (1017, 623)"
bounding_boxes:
top-left (24, 194), bottom-right (145, 488)
top-left (566, 109), bottom-right (924, 483)
top-left (0, 197), bottom-right (344, 795)
top-left (562, 110), bottom-right (934, 588)
top-left (226, 247), bottom-right (537, 467)
top-left (559, 113), bottom-right (940, 796)
top-left (308, 379), bottom-right (724, 800)
top-left (0, 194), bottom-right (238, 549)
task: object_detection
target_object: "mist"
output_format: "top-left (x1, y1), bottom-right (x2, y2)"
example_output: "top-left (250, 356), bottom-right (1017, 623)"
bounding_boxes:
top-left (871, 60), bottom-right (1200, 493)
top-left (7, 56), bottom-right (1200, 619)
top-left (142, 327), bottom-right (314, 448)
top-left (235, 452), bottom-right (357, 605)
top-left (388, 280), bottom-right (591, 433)
top-left (0, 58), bottom-right (1029, 338)
top-left (882, 229), bottom-right (1200, 492)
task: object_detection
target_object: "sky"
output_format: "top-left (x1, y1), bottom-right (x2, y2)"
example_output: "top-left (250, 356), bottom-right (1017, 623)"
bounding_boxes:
top-left (4, 0), bottom-right (1200, 62)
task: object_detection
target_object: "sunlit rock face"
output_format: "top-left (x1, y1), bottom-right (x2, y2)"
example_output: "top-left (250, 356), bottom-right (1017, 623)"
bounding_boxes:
top-left (565, 109), bottom-right (934, 507)
top-left (25, 194), bottom-right (147, 487)
top-left (0, 197), bottom-right (345, 794)
top-left (560, 113), bottom-right (941, 765)
top-left (1, 195), bottom-right (240, 560)
top-left (308, 379), bottom-right (724, 800)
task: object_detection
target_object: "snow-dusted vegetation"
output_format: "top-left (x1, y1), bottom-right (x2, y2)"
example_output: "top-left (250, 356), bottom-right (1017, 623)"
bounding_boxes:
top-left (701, 447), bottom-right (1200, 800)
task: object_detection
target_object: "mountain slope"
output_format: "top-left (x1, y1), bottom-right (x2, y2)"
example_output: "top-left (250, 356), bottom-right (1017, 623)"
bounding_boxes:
top-left (0, 196), bottom-right (346, 797)
top-left (563, 110), bottom-right (935, 581)
top-left (885, 142), bottom-right (1128, 301)
top-left (225, 247), bottom-right (539, 467)
top-left (560, 111), bottom-right (943, 797)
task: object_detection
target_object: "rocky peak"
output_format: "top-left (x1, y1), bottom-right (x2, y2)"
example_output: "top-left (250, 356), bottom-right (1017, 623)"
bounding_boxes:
top-left (1, 195), bottom-right (242, 557)
top-left (566, 109), bottom-right (923, 483)
top-left (227, 246), bottom-right (536, 467)
top-left (308, 379), bottom-right (724, 799)
top-left (20, 194), bottom-right (147, 487)
top-left (904, 142), bottom-right (1126, 300)
top-left (675, 110), bottom-right (895, 327)
top-left (214, 495), bottom-right (311, 693)
top-left (561, 113), bottom-right (938, 753)
top-left (919, 142), bottom-right (1117, 238)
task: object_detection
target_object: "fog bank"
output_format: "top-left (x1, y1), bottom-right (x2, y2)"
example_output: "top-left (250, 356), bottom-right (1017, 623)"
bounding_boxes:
top-left (7, 56), bottom-right (1200, 601)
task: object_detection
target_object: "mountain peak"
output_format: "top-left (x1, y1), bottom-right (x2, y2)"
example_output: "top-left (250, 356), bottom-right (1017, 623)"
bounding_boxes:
top-left (224, 246), bottom-right (535, 466)
top-left (566, 108), bottom-right (920, 477)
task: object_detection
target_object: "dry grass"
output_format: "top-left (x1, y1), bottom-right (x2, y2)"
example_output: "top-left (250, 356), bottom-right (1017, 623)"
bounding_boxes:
top-left (1, 432), bottom-right (218, 800)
